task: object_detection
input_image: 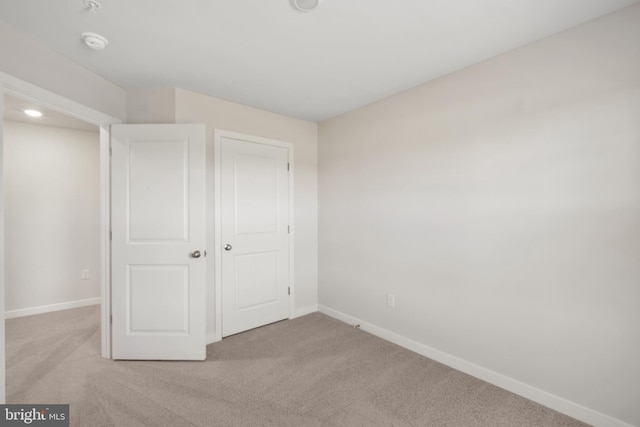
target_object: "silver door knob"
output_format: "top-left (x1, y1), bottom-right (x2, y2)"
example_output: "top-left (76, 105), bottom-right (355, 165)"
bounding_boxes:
top-left (191, 250), bottom-right (201, 258)
top-left (224, 244), bottom-right (232, 251)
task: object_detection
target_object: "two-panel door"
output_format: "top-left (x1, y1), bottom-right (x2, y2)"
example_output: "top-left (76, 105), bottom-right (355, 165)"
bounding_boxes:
top-left (218, 133), bottom-right (291, 337)
top-left (111, 124), bottom-right (206, 360)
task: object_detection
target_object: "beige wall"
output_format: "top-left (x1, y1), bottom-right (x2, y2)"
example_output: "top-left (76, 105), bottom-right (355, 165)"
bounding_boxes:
top-left (127, 88), bottom-right (319, 340)
top-left (126, 88), bottom-right (176, 124)
top-left (318, 5), bottom-right (640, 426)
top-left (3, 121), bottom-right (101, 313)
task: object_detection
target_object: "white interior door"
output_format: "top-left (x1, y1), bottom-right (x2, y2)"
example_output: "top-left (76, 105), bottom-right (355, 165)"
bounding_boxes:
top-left (218, 133), bottom-right (291, 337)
top-left (111, 124), bottom-right (206, 360)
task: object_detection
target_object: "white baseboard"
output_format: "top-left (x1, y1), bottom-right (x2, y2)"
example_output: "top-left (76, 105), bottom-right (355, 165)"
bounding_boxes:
top-left (292, 304), bottom-right (318, 319)
top-left (318, 305), bottom-right (632, 427)
top-left (5, 297), bottom-right (101, 319)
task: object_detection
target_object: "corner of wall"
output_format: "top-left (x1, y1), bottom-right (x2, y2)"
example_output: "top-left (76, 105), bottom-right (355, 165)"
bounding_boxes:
top-left (126, 88), bottom-right (177, 124)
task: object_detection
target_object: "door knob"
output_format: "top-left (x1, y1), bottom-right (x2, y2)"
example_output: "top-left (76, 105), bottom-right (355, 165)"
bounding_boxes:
top-left (191, 250), bottom-right (201, 258)
top-left (224, 244), bottom-right (232, 251)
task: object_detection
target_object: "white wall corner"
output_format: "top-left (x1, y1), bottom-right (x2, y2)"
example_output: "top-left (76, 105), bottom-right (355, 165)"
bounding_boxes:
top-left (292, 305), bottom-right (318, 319)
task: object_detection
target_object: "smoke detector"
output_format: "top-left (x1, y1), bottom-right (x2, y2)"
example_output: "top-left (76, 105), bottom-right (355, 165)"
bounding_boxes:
top-left (81, 32), bottom-right (109, 50)
top-left (84, 0), bottom-right (101, 13)
top-left (290, 0), bottom-right (322, 12)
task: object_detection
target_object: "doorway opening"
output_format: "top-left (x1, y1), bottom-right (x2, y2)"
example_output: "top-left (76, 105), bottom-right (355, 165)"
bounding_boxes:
top-left (3, 94), bottom-right (101, 319)
top-left (2, 94), bottom-right (103, 402)
top-left (0, 75), bottom-right (120, 403)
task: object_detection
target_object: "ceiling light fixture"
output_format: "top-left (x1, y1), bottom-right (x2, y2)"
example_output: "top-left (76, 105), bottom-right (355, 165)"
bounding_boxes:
top-left (24, 109), bottom-right (43, 118)
top-left (84, 0), bottom-right (101, 13)
top-left (290, 0), bottom-right (322, 12)
top-left (81, 32), bottom-right (109, 50)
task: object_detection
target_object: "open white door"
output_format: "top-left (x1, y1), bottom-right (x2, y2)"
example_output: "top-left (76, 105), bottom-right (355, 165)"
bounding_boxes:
top-left (111, 124), bottom-right (206, 360)
top-left (217, 132), bottom-right (291, 337)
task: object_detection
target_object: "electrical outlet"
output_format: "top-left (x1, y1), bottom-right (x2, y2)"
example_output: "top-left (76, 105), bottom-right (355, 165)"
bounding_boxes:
top-left (387, 293), bottom-right (395, 308)
top-left (81, 269), bottom-right (90, 280)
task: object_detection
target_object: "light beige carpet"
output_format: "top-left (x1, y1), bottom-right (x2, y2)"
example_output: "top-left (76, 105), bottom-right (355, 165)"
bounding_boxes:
top-left (6, 306), bottom-right (588, 426)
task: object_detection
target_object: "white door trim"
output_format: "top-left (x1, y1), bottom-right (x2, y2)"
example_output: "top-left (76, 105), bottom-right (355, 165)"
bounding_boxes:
top-left (0, 72), bottom-right (119, 126)
top-left (99, 125), bottom-right (112, 359)
top-left (213, 129), bottom-right (295, 342)
top-left (0, 71), bottom-right (121, 362)
top-left (0, 89), bottom-right (5, 405)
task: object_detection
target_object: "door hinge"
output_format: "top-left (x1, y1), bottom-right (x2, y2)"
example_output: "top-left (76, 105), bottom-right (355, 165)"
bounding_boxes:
top-left (287, 163), bottom-right (290, 171)
top-left (288, 287), bottom-right (290, 296)
top-left (110, 315), bottom-right (113, 324)
top-left (287, 225), bottom-right (290, 234)
top-left (110, 231), bottom-right (112, 241)
top-left (109, 146), bottom-right (112, 156)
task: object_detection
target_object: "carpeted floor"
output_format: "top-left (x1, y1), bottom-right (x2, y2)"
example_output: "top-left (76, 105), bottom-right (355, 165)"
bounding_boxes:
top-left (5, 305), bottom-right (588, 426)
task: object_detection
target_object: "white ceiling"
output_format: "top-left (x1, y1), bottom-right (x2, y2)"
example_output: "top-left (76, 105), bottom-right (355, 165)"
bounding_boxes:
top-left (0, 0), bottom-right (637, 122)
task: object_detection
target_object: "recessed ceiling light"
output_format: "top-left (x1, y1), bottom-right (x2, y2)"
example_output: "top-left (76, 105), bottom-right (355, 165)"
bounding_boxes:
top-left (81, 32), bottom-right (109, 50)
top-left (290, 0), bottom-right (322, 12)
top-left (24, 109), bottom-right (43, 118)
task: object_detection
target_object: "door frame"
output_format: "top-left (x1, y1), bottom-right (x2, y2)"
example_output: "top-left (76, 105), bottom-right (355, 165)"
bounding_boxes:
top-left (213, 129), bottom-right (294, 342)
top-left (0, 72), bottom-right (121, 363)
